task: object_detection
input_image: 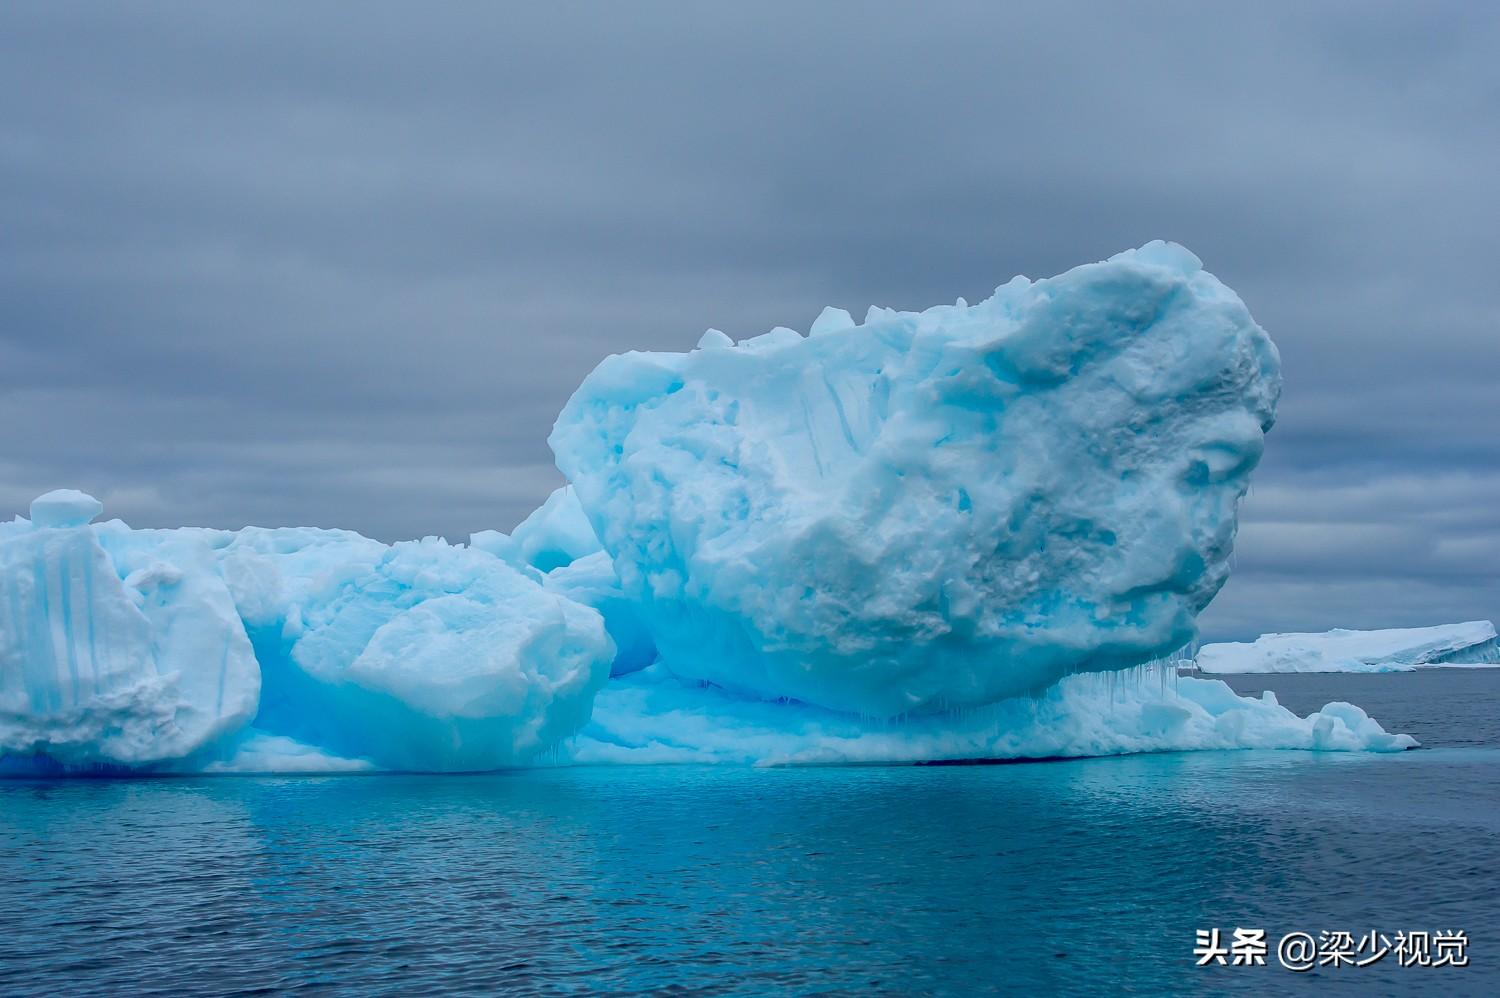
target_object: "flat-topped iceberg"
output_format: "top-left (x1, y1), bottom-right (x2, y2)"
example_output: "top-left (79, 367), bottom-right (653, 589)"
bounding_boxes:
top-left (552, 242), bottom-right (1281, 716)
top-left (1197, 621), bottom-right (1499, 674)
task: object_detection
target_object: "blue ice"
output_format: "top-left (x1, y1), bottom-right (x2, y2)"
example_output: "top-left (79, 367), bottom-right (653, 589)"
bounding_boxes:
top-left (2, 245), bottom-right (1422, 774)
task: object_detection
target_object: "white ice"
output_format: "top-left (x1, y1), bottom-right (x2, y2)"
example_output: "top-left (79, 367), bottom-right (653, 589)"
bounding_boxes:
top-left (1196, 621), bottom-right (1499, 674)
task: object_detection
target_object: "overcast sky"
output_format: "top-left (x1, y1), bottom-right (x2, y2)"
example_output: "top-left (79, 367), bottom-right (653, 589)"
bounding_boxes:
top-left (2, 2), bottom-right (1496, 639)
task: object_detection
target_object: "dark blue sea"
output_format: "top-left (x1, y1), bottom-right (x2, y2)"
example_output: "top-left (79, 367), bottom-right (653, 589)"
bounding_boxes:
top-left (2, 669), bottom-right (1496, 996)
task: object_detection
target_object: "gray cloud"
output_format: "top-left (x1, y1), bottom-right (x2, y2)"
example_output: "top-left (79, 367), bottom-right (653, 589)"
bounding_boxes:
top-left (2, 1), bottom-right (1497, 638)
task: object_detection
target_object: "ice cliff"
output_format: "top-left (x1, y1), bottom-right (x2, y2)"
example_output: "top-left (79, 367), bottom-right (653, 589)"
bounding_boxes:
top-left (1197, 621), bottom-right (1499, 674)
top-left (1, 244), bottom-right (1424, 774)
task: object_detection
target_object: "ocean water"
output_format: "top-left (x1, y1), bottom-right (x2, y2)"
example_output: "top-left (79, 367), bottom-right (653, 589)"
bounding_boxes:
top-left (2, 669), bottom-right (1496, 996)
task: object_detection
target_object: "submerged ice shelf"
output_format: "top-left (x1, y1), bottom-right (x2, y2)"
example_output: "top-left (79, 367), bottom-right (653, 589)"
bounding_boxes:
top-left (571, 663), bottom-right (1415, 766)
top-left (0, 244), bottom-right (1423, 774)
top-left (1196, 621), bottom-right (1499, 674)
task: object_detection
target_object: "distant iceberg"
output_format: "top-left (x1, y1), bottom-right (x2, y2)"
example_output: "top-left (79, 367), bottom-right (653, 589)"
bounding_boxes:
top-left (1196, 621), bottom-right (1499, 674)
top-left (1, 244), bottom-right (1426, 775)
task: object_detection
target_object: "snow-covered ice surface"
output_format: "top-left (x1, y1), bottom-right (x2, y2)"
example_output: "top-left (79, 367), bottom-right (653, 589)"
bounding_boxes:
top-left (552, 242), bottom-right (1281, 717)
top-left (1197, 621), bottom-right (1499, 674)
top-left (1, 244), bottom-right (1429, 774)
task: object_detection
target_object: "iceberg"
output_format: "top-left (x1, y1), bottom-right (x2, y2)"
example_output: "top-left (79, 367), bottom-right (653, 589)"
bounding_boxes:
top-left (1196, 621), bottom-right (1500, 674)
top-left (551, 242), bottom-right (1281, 717)
top-left (3, 244), bottom-right (1426, 775)
top-left (0, 492), bottom-right (259, 770)
top-left (1, 494), bottom-right (615, 773)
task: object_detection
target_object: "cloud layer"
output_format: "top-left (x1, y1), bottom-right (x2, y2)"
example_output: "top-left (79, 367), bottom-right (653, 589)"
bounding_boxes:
top-left (3, 2), bottom-right (1496, 639)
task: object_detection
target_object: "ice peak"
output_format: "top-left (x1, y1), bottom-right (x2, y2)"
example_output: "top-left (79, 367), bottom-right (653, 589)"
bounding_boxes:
top-left (30, 489), bottom-right (104, 528)
top-left (809, 306), bottom-right (855, 337)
